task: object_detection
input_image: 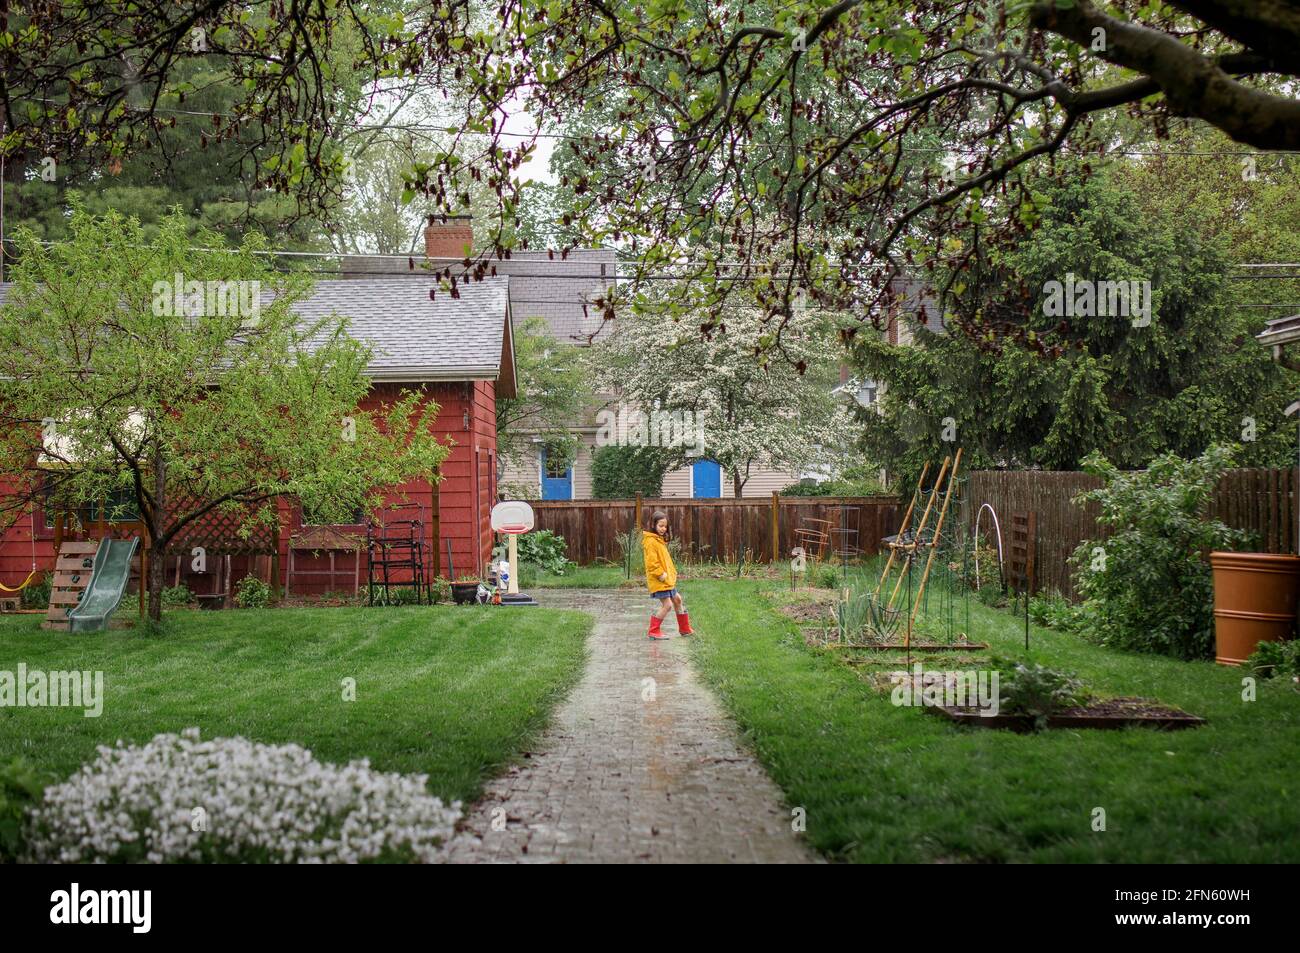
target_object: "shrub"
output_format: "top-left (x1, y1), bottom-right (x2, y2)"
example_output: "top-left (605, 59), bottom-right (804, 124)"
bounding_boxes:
top-left (1028, 591), bottom-right (1082, 632)
top-left (614, 529), bottom-right (643, 577)
top-left (813, 562), bottom-right (842, 589)
top-left (963, 542), bottom-right (1003, 591)
top-left (497, 480), bottom-right (538, 502)
top-left (1070, 444), bottom-right (1249, 660)
top-left (26, 729), bottom-right (460, 863)
top-left (666, 536), bottom-right (688, 569)
top-left (780, 466), bottom-right (885, 497)
top-left (590, 444), bottom-right (672, 499)
top-left (1247, 640), bottom-right (1300, 684)
top-left (0, 757), bottom-right (45, 863)
top-left (515, 529), bottom-right (573, 575)
top-left (372, 585), bottom-right (422, 606)
top-left (20, 572), bottom-right (51, 610)
top-left (427, 577), bottom-right (451, 605)
top-left (233, 575), bottom-right (272, 609)
top-left (162, 584), bottom-right (195, 608)
top-left (994, 658), bottom-right (1090, 729)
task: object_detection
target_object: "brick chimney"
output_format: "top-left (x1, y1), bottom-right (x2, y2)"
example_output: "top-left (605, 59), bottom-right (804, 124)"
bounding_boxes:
top-left (425, 214), bottom-right (473, 260)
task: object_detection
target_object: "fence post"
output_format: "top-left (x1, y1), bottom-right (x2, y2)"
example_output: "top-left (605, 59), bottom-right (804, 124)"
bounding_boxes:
top-left (635, 493), bottom-right (642, 534)
top-left (271, 520), bottom-right (281, 603)
top-left (771, 492), bottom-right (779, 564)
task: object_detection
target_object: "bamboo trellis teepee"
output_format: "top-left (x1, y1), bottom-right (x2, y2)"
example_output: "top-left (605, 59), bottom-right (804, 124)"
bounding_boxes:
top-left (870, 448), bottom-right (963, 646)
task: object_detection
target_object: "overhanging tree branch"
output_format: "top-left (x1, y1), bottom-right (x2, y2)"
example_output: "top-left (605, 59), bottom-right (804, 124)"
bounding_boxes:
top-left (1032, 0), bottom-right (1300, 149)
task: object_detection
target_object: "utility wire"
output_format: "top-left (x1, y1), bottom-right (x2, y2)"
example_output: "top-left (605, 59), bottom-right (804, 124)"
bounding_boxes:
top-left (17, 96), bottom-right (1300, 158)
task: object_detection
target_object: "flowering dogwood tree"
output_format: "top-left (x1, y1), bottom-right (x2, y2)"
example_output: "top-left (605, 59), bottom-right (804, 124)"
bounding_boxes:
top-left (592, 293), bottom-right (851, 496)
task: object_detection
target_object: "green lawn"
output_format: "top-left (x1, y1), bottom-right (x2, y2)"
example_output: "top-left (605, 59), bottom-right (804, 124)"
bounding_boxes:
top-left (525, 563), bottom-right (631, 588)
top-left (0, 605), bottom-right (589, 804)
top-left (524, 560), bottom-right (790, 590)
top-left (686, 576), bottom-right (1300, 863)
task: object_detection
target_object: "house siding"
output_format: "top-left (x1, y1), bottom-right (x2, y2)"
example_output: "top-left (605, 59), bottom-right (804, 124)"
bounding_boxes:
top-left (235, 380), bottom-right (496, 594)
top-left (3, 380), bottom-right (500, 598)
top-left (496, 441), bottom-right (798, 500)
top-left (661, 463), bottom-right (800, 498)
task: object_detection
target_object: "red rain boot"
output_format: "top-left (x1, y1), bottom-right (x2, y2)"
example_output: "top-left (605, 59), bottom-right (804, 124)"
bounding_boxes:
top-left (676, 612), bottom-right (694, 635)
top-left (648, 615), bottom-right (668, 640)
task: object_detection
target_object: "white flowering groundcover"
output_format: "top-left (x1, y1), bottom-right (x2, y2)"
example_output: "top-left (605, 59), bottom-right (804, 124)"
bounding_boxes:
top-left (26, 728), bottom-right (461, 863)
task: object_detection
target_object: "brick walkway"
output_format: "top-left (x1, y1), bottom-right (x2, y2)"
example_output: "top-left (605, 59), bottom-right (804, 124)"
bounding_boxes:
top-left (445, 589), bottom-right (816, 863)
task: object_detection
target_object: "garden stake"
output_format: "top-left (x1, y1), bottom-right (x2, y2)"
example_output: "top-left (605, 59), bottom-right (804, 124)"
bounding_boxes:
top-left (908, 447), bottom-right (963, 640)
top-left (905, 556), bottom-right (913, 667)
top-left (1023, 569), bottom-right (1030, 651)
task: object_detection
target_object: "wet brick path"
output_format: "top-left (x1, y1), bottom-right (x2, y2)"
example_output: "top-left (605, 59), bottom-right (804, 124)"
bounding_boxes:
top-left (444, 589), bottom-right (816, 863)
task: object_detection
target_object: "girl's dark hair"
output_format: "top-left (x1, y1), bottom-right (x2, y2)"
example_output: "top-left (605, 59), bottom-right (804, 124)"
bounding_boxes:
top-left (646, 510), bottom-right (669, 533)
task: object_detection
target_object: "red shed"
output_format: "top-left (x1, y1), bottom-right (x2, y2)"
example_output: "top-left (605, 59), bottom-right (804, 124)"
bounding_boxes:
top-left (0, 262), bottom-right (517, 600)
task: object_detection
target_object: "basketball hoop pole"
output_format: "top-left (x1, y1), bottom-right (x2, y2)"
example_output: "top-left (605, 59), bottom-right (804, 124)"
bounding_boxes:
top-left (507, 532), bottom-right (520, 594)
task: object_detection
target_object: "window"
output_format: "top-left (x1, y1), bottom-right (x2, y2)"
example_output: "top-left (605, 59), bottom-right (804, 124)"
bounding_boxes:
top-left (85, 488), bottom-right (141, 523)
top-left (544, 452), bottom-right (570, 479)
top-left (36, 475), bottom-right (139, 528)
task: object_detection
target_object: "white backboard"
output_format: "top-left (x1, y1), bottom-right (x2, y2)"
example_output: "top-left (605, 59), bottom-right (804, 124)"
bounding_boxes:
top-left (491, 500), bottom-right (535, 534)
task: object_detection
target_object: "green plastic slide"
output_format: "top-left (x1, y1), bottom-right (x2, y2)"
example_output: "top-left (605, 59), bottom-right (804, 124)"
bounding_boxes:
top-left (67, 537), bottom-right (140, 633)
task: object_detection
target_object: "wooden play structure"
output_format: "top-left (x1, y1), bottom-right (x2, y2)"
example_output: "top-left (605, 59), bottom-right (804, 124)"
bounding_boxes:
top-left (43, 539), bottom-right (99, 630)
top-left (41, 511), bottom-right (145, 631)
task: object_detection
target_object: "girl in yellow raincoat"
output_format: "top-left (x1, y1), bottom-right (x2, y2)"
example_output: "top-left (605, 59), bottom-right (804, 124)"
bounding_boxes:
top-left (642, 510), bottom-right (693, 640)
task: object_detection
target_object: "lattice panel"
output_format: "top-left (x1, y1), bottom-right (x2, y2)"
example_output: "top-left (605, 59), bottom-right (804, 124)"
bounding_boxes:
top-left (163, 498), bottom-right (277, 556)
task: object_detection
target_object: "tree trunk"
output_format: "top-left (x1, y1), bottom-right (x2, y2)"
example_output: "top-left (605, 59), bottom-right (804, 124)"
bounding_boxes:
top-left (147, 442), bottom-right (168, 623)
top-left (147, 543), bottom-right (166, 623)
top-left (732, 470), bottom-right (744, 498)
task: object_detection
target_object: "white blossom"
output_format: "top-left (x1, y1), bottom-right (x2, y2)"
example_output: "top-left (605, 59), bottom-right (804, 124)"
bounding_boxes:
top-left (592, 292), bottom-right (853, 488)
top-left (26, 728), bottom-right (460, 864)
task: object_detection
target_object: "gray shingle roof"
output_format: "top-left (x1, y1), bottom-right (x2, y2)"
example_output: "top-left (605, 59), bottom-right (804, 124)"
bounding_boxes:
top-left (340, 249), bottom-right (617, 344)
top-left (291, 277), bottom-right (511, 382)
top-left (0, 278), bottom-right (515, 387)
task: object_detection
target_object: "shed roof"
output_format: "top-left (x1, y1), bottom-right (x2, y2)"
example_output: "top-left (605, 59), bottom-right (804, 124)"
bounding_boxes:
top-left (0, 278), bottom-right (517, 397)
top-left (340, 249), bottom-right (617, 344)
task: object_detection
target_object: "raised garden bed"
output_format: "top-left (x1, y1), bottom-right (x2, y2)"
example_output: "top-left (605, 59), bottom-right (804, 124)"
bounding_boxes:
top-left (931, 697), bottom-right (1206, 732)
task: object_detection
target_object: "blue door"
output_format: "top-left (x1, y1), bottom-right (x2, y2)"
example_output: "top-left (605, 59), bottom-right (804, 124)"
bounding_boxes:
top-left (692, 459), bottom-right (722, 498)
top-left (540, 446), bottom-right (573, 500)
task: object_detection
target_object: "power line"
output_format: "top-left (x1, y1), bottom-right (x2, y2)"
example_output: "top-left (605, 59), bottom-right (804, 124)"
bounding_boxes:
top-left (16, 96), bottom-right (1300, 158)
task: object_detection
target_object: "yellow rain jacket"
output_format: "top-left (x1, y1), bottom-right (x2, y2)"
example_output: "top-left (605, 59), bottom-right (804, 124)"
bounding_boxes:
top-left (642, 530), bottom-right (678, 594)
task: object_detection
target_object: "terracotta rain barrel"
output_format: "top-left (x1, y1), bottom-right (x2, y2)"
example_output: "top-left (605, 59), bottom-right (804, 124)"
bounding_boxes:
top-left (1208, 552), bottom-right (1300, 666)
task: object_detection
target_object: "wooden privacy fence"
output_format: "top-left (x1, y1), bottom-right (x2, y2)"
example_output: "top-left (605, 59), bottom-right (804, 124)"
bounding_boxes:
top-left (531, 496), bottom-right (902, 566)
top-left (963, 468), bottom-right (1300, 599)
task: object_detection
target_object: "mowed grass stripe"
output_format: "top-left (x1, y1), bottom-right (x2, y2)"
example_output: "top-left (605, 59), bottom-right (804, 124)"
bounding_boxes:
top-left (0, 605), bottom-right (590, 805)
